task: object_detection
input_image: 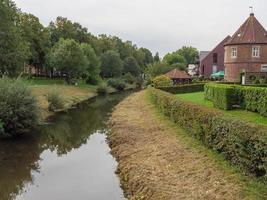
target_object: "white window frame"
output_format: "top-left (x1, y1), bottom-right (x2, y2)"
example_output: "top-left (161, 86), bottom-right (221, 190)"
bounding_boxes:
top-left (231, 47), bottom-right (237, 58)
top-left (252, 46), bottom-right (260, 58)
top-left (261, 64), bottom-right (267, 72)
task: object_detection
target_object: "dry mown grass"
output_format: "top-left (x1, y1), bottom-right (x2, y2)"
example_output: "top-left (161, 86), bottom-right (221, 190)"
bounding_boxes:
top-left (31, 85), bottom-right (96, 119)
top-left (108, 90), bottom-right (257, 200)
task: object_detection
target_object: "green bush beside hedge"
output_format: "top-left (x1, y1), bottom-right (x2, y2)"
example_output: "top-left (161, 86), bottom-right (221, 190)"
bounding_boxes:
top-left (157, 83), bottom-right (205, 94)
top-left (149, 88), bottom-right (267, 179)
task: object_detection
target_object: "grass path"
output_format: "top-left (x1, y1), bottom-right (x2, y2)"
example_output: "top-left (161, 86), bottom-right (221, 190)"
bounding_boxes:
top-left (108, 90), bottom-right (266, 200)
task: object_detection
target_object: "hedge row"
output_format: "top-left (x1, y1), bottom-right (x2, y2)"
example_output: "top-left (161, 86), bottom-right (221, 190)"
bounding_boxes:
top-left (204, 83), bottom-right (237, 110)
top-left (149, 88), bottom-right (267, 179)
top-left (205, 83), bottom-right (267, 116)
top-left (157, 83), bottom-right (205, 94)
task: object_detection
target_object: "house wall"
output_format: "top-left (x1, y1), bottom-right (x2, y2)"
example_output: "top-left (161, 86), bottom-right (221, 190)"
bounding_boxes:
top-left (224, 44), bottom-right (267, 82)
top-left (199, 36), bottom-right (230, 78)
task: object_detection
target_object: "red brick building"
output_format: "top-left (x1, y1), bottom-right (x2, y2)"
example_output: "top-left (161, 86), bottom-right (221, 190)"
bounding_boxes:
top-left (224, 13), bottom-right (267, 82)
top-left (199, 36), bottom-right (231, 78)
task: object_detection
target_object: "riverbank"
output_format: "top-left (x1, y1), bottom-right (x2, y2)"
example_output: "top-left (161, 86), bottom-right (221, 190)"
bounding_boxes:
top-left (108, 90), bottom-right (266, 200)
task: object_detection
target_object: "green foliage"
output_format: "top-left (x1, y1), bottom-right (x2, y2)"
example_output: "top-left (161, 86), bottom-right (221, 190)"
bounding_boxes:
top-left (146, 62), bottom-right (174, 79)
top-left (152, 75), bottom-right (173, 87)
top-left (107, 78), bottom-right (126, 91)
top-left (0, 119), bottom-right (4, 135)
top-left (100, 50), bottom-right (123, 78)
top-left (153, 52), bottom-right (160, 62)
top-left (19, 13), bottom-right (50, 67)
top-left (0, 78), bottom-right (39, 137)
top-left (96, 83), bottom-right (109, 95)
top-left (176, 46), bottom-right (199, 65)
top-left (204, 83), bottom-right (237, 110)
top-left (123, 56), bottom-right (141, 76)
top-left (47, 38), bottom-right (88, 81)
top-left (123, 73), bottom-right (135, 84)
top-left (163, 52), bottom-right (186, 66)
top-left (158, 83), bottom-right (205, 94)
top-left (46, 88), bottom-right (65, 111)
top-left (149, 88), bottom-right (267, 179)
top-left (205, 83), bottom-right (267, 116)
top-left (81, 43), bottom-right (100, 85)
top-left (0, 0), bottom-right (30, 76)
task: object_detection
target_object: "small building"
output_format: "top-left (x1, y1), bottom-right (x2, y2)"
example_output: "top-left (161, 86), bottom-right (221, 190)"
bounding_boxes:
top-left (165, 68), bottom-right (191, 84)
top-left (199, 36), bottom-right (231, 79)
top-left (224, 13), bottom-right (267, 82)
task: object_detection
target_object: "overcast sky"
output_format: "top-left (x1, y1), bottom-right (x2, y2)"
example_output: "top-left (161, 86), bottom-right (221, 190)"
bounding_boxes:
top-left (14, 0), bottom-right (267, 57)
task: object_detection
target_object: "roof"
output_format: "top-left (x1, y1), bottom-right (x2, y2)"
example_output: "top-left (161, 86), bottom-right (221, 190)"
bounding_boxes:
top-left (225, 13), bottom-right (267, 46)
top-left (199, 51), bottom-right (210, 61)
top-left (165, 68), bottom-right (191, 79)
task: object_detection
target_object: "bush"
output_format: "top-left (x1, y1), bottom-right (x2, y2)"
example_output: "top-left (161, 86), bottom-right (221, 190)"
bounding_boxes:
top-left (204, 83), bottom-right (237, 110)
top-left (205, 83), bottom-right (267, 116)
top-left (97, 83), bottom-right (109, 95)
top-left (0, 78), bottom-right (40, 137)
top-left (46, 88), bottom-right (65, 111)
top-left (107, 78), bottom-right (126, 91)
top-left (158, 83), bottom-right (204, 94)
top-left (149, 88), bottom-right (267, 179)
top-left (123, 73), bottom-right (135, 84)
top-left (152, 75), bottom-right (173, 87)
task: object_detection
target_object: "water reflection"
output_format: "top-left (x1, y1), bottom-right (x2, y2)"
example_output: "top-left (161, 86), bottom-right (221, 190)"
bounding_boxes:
top-left (0, 92), bottom-right (129, 200)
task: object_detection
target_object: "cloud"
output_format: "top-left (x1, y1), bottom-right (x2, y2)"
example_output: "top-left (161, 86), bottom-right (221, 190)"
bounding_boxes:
top-left (14, 0), bottom-right (267, 57)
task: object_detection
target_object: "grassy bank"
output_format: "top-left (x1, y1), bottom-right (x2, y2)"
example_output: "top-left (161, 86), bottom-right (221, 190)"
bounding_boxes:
top-left (176, 92), bottom-right (267, 126)
top-left (108, 90), bottom-right (266, 200)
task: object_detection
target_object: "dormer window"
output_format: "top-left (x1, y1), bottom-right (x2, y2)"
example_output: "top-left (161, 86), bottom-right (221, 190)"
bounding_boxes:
top-left (231, 47), bottom-right (237, 58)
top-left (252, 46), bottom-right (260, 58)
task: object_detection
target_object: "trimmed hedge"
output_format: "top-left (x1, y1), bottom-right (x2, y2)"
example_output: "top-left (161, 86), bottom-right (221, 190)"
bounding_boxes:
top-left (149, 88), bottom-right (267, 179)
top-left (157, 83), bottom-right (205, 94)
top-left (204, 83), bottom-right (237, 110)
top-left (205, 83), bottom-right (267, 116)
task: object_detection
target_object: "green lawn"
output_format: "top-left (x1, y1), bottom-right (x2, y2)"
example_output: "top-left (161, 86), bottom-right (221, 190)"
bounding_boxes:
top-left (176, 92), bottom-right (267, 126)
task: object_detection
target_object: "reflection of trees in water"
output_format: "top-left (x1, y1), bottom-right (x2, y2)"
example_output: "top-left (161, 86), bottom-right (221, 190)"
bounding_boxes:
top-left (0, 92), bottom-right (129, 200)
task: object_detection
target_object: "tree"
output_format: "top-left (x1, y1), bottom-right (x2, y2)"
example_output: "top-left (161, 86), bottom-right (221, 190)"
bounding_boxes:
top-left (176, 46), bottom-right (199, 65)
top-left (19, 13), bottom-right (50, 67)
top-left (81, 43), bottom-right (100, 84)
top-left (123, 56), bottom-right (141, 77)
top-left (154, 52), bottom-right (160, 62)
top-left (100, 50), bottom-right (122, 78)
top-left (163, 52), bottom-right (186, 66)
top-left (146, 62), bottom-right (174, 79)
top-left (0, 0), bottom-right (29, 76)
top-left (48, 38), bottom-right (88, 83)
top-left (152, 75), bottom-right (173, 87)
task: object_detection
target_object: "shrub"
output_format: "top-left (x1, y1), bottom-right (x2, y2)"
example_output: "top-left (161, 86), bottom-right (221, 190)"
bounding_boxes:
top-left (149, 88), bottom-right (267, 179)
top-left (123, 73), bottom-right (135, 84)
top-left (205, 83), bottom-right (267, 116)
top-left (158, 83), bottom-right (204, 94)
top-left (107, 78), bottom-right (126, 91)
top-left (97, 83), bottom-right (109, 95)
top-left (0, 120), bottom-right (4, 135)
top-left (204, 83), bottom-right (237, 110)
top-left (0, 78), bottom-right (40, 137)
top-left (152, 75), bottom-right (173, 87)
top-left (135, 77), bottom-right (144, 88)
top-left (46, 88), bottom-right (65, 111)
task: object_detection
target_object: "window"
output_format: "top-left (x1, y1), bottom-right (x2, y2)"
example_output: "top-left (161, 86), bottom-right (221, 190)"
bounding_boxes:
top-left (261, 65), bottom-right (267, 72)
top-left (252, 46), bottom-right (260, 58)
top-left (213, 53), bottom-right (218, 64)
top-left (231, 47), bottom-right (237, 58)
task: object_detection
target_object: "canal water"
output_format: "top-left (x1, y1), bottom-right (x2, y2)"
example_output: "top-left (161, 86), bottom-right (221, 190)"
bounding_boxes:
top-left (0, 92), bottom-right (129, 200)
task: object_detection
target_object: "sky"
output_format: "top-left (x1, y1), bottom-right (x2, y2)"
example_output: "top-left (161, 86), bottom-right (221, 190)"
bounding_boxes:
top-left (14, 0), bottom-right (267, 57)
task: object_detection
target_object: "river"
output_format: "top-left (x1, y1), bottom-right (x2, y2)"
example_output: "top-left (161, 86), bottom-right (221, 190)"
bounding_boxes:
top-left (0, 92), bottom-right (129, 200)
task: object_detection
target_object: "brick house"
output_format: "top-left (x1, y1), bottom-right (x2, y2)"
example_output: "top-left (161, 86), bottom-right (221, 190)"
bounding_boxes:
top-left (199, 36), bottom-right (231, 78)
top-left (224, 13), bottom-right (267, 83)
